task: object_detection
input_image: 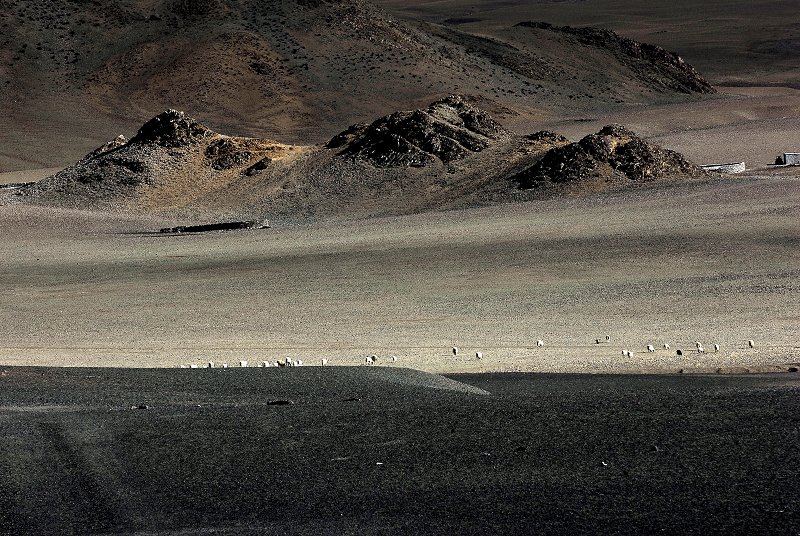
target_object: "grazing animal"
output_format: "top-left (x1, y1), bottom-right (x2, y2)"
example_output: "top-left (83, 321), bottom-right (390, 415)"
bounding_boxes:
top-left (452, 347), bottom-right (459, 356)
top-left (277, 359), bottom-right (286, 367)
top-left (695, 342), bottom-right (702, 349)
top-left (370, 355), bottom-right (377, 363)
top-left (748, 340), bottom-right (755, 348)
top-left (190, 364), bottom-right (200, 369)
top-left (663, 343), bottom-right (670, 350)
top-left (536, 340), bottom-right (544, 347)
top-left (595, 339), bottom-right (601, 344)
top-left (621, 350), bottom-right (627, 356)
top-left (698, 346), bottom-right (705, 354)
top-left (260, 361), bottom-right (270, 367)
top-left (321, 358), bottom-right (328, 366)
top-left (208, 361), bottom-right (214, 368)
top-left (222, 363), bottom-right (229, 368)
top-left (647, 345), bottom-right (655, 353)
top-left (240, 360), bottom-right (248, 368)
top-left (714, 344), bottom-right (719, 353)
top-left (475, 352), bottom-right (483, 359)
top-left (391, 355), bottom-right (397, 363)
top-left (676, 350), bottom-right (683, 356)
top-left (296, 359), bottom-right (304, 366)
top-left (365, 355), bottom-right (375, 365)
top-left (606, 335), bottom-right (611, 342)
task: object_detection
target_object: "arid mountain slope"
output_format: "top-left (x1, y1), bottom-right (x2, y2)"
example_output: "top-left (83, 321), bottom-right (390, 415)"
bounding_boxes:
top-left (0, 0), bottom-right (713, 171)
top-left (17, 98), bottom-right (708, 221)
top-left (375, 0), bottom-right (800, 88)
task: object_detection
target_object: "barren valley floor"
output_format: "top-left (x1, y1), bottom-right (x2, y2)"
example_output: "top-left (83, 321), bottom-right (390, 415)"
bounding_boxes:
top-left (1, 172), bottom-right (797, 373)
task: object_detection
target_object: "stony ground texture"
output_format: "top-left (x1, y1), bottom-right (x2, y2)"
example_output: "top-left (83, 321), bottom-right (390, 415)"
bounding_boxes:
top-left (1, 172), bottom-right (797, 373)
top-left (0, 366), bottom-right (797, 535)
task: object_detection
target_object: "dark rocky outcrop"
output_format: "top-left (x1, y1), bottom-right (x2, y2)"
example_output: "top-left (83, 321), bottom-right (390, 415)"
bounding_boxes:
top-left (130, 110), bottom-right (214, 148)
top-left (513, 124), bottom-right (706, 188)
top-left (330, 95), bottom-right (508, 167)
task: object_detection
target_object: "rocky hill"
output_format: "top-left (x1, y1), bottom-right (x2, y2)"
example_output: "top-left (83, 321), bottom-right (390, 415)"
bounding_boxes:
top-left (328, 95), bottom-right (508, 167)
top-left (15, 100), bottom-right (711, 221)
top-left (21, 110), bottom-right (305, 211)
top-left (0, 0), bottom-right (715, 171)
top-left (511, 124), bottom-right (707, 192)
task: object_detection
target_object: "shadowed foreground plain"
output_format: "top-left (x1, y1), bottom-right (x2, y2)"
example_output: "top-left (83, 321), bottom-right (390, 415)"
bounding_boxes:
top-left (0, 366), bottom-right (798, 535)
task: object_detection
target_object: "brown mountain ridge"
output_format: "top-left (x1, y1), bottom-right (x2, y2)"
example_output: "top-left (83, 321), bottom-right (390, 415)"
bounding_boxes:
top-left (1, 0), bottom-right (713, 171)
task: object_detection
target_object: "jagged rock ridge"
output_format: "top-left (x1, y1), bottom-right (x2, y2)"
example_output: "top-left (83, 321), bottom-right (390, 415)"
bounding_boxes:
top-left (512, 124), bottom-right (706, 189)
top-left (327, 96), bottom-right (508, 167)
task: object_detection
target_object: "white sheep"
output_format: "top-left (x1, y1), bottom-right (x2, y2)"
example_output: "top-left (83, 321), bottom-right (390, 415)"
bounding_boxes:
top-left (452, 346), bottom-right (459, 356)
top-left (296, 359), bottom-right (304, 366)
top-left (222, 363), bottom-right (229, 368)
top-left (695, 341), bottom-right (702, 349)
top-left (605, 335), bottom-right (611, 342)
top-left (240, 360), bottom-right (248, 368)
top-left (714, 344), bottom-right (719, 353)
top-left (647, 344), bottom-right (655, 353)
top-left (697, 346), bottom-right (705, 354)
top-left (260, 361), bottom-right (270, 367)
top-left (748, 340), bottom-right (755, 348)
top-left (621, 349), bottom-right (627, 356)
top-left (663, 343), bottom-right (670, 350)
top-left (536, 340), bottom-right (544, 347)
top-left (475, 351), bottom-right (483, 359)
top-left (207, 361), bottom-right (214, 369)
top-left (321, 358), bottom-right (328, 366)
top-left (390, 355), bottom-right (397, 363)
top-left (190, 364), bottom-right (200, 369)
top-left (365, 355), bottom-right (374, 365)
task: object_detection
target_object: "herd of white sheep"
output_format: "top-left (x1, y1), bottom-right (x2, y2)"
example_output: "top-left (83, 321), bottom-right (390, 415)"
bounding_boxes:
top-left (178, 338), bottom-right (757, 368)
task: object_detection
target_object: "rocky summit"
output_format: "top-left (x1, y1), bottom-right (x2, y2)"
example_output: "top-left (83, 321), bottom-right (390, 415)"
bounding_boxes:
top-left (327, 95), bottom-right (508, 167)
top-left (130, 110), bottom-right (215, 148)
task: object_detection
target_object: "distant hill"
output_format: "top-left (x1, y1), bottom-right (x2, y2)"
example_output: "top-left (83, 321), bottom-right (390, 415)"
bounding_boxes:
top-left (0, 0), bottom-right (713, 171)
top-left (17, 98), bottom-right (708, 221)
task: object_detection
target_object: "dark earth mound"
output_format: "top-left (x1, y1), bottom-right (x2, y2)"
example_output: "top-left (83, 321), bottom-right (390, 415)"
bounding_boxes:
top-left (513, 124), bottom-right (706, 189)
top-left (329, 95), bottom-right (508, 167)
top-left (0, 367), bottom-right (798, 535)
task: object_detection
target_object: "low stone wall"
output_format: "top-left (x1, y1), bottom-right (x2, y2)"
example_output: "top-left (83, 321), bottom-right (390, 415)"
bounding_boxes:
top-left (160, 220), bottom-right (270, 234)
top-left (700, 162), bottom-right (746, 174)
